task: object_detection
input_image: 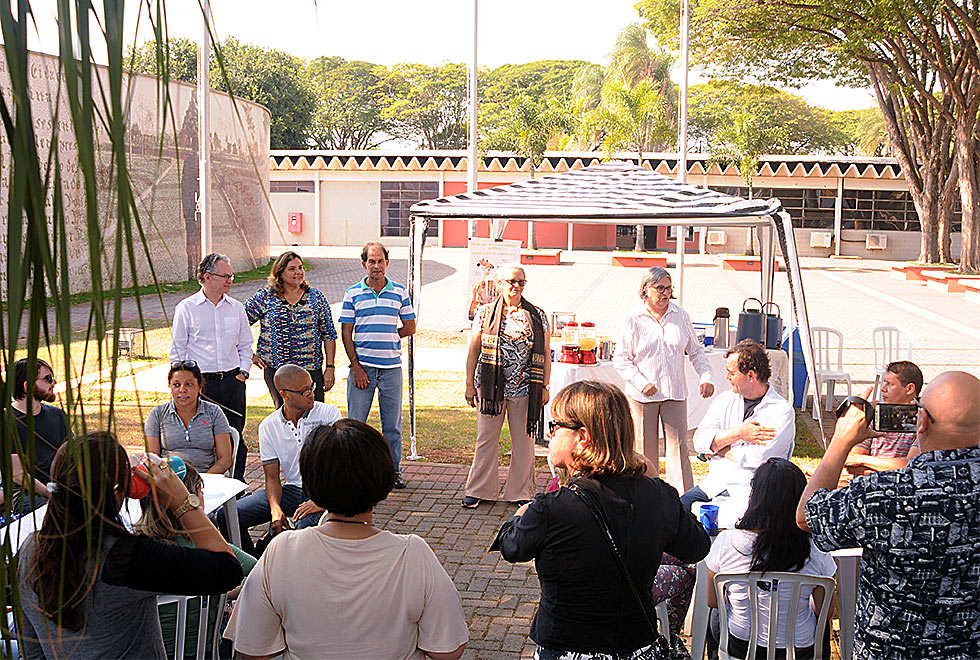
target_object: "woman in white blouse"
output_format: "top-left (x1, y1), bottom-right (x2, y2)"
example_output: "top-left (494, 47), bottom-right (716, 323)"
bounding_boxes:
top-left (613, 267), bottom-right (714, 494)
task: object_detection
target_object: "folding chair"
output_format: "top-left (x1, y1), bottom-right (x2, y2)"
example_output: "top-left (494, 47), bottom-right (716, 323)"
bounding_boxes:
top-left (871, 326), bottom-right (914, 398)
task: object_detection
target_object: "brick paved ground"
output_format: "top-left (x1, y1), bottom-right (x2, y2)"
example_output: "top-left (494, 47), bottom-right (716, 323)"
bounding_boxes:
top-left (241, 452), bottom-right (547, 659)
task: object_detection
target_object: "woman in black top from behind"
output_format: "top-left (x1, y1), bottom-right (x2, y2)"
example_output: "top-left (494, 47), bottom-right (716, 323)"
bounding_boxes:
top-left (493, 381), bottom-right (710, 659)
top-left (16, 431), bottom-right (243, 659)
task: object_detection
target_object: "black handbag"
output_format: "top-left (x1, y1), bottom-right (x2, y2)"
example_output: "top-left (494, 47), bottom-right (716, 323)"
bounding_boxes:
top-left (570, 484), bottom-right (691, 660)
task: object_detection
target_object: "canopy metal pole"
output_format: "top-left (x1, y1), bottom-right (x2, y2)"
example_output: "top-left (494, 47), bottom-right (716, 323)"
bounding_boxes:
top-left (675, 0), bottom-right (690, 305)
top-left (407, 214), bottom-right (427, 460)
top-left (466, 0), bottom-right (479, 238)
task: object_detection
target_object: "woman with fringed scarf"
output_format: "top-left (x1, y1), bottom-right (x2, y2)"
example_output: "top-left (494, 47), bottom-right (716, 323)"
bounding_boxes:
top-left (462, 264), bottom-right (551, 509)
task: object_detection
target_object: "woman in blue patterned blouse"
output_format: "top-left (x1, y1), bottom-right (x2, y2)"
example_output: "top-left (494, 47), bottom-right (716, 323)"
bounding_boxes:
top-left (245, 251), bottom-right (338, 407)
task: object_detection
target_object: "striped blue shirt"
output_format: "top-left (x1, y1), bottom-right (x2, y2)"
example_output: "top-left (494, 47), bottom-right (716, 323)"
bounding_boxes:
top-left (339, 277), bottom-right (416, 369)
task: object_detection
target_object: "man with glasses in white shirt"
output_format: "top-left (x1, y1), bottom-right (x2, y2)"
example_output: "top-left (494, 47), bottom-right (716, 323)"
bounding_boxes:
top-left (170, 253), bottom-right (253, 480)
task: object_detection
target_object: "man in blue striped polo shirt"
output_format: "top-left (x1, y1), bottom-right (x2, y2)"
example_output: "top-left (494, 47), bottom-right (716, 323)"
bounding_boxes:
top-left (340, 241), bottom-right (416, 488)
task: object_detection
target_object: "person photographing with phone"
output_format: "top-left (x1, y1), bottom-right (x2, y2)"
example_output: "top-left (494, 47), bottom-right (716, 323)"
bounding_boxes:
top-left (843, 360), bottom-right (923, 476)
top-left (798, 371), bottom-right (980, 659)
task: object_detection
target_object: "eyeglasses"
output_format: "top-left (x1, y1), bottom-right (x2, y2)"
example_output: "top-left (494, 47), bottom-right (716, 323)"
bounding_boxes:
top-left (39, 374), bottom-right (55, 384)
top-left (548, 420), bottom-right (583, 435)
top-left (913, 398), bottom-right (935, 424)
top-left (281, 385), bottom-right (315, 397)
top-left (208, 272), bottom-right (235, 281)
top-left (651, 285), bottom-right (674, 294)
top-left (504, 279), bottom-right (526, 287)
top-left (171, 360), bottom-right (198, 370)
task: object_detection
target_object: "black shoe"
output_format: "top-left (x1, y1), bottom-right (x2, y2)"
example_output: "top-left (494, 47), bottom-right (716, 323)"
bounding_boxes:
top-left (461, 496), bottom-right (480, 508)
top-left (393, 476), bottom-right (407, 489)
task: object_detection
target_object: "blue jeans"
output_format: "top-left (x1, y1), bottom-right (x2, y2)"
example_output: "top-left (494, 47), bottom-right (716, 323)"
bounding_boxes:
top-left (347, 365), bottom-right (402, 473)
top-left (214, 483), bottom-right (320, 555)
top-left (679, 485), bottom-right (715, 511)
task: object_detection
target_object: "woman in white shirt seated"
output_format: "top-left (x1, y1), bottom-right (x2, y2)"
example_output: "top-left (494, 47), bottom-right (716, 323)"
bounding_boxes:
top-left (705, 458), bottom-right (836, 659)
top-left (224, 419), bottom-right (469, 660)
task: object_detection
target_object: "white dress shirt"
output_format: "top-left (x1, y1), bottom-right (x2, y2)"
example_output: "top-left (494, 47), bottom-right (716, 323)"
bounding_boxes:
top-left (169, 290), bottom-right (253, 373)
top-left (692, 386), bottom-right (795, 498)
top-left (613, 302), bottom-right (713, 403)
top-left (258, 402), bottom-right (342, 486)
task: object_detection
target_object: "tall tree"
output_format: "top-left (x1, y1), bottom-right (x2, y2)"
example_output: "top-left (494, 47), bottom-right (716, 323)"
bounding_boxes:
top-left (483, 95), bottom-right (572, 247)
top-left (306, 57), bottom-right (399, 149)
top-left (384, 63), bottom-right (469, 149)
top-left (127, 37), bottom-right (317, 149)
top-left (639, 0), bottom-right (972, 269)
top-left (688, 81), bottom-right (851, 153)
top-left (584, 78), bottom-right (673, 250)
top-left (479, 60), bottom-right (586, 133)
top-left (210, 37), bottom-right (315, 149)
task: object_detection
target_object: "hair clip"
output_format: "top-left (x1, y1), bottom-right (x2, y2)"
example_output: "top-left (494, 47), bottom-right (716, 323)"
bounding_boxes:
top-left (46, 482), bottom-right (61, 494)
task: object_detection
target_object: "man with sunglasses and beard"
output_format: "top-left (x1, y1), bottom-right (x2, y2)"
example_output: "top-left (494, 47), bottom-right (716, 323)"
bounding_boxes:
top-left (9, 358), bottom-right (69, 512)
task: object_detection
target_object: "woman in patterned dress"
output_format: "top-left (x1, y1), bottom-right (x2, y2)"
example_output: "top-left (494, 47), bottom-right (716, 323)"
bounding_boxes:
top-left (462, 264), bottom-right (551, 508)
top-left (245, 251), bottom-right (338, 408)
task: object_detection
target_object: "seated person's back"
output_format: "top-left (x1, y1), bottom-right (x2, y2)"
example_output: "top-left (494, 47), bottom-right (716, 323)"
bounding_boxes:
top-left (707, 459), bottom-right (835, 658)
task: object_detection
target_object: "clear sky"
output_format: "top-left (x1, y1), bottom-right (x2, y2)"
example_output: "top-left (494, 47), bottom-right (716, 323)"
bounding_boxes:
top-left (20, 0), bottom-right (875, 111)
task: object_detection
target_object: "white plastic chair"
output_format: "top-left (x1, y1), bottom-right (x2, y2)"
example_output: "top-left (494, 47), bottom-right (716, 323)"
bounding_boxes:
top-left (713, 571), bottom-right (836, 660)
top-left (809, 327), bottom-right (853, 415)
top-left (871, 326), bottom-right (914, 397)
top-left (157, 592), bottom-right (227, 660)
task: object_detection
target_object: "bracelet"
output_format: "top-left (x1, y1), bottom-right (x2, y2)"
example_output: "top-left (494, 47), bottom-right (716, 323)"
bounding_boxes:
top-left (324, 364), bottom-right (335, 368)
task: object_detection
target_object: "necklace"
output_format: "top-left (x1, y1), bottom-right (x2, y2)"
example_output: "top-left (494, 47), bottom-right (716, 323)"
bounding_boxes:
top-left (324, 518), bottom-right (372, 525)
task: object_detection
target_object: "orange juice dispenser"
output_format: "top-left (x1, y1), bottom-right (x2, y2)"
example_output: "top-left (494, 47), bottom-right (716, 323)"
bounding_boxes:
top-left (560, 321), bottom-right (581, 364)
top-left (578, 322), bottom-right (597, 365)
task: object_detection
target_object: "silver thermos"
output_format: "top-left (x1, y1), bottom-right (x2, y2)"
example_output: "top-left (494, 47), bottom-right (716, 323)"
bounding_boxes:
top-left (713, 307), bottom-right (730, 349)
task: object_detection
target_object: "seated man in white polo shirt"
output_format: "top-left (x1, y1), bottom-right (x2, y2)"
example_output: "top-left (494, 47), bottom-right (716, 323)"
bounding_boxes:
top-left (680, 339), bottom-right (795, 510)
top-left (216, 364), bottom-right (341, 555)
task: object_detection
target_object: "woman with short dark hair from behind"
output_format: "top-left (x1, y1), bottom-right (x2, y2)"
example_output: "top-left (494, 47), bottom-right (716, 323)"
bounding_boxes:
top-left (16, 431), bottom-right (243, 658)
top-left (225, 419), bottom-right (468, 660)
top-left (705, 457), bottom-right (837, 659)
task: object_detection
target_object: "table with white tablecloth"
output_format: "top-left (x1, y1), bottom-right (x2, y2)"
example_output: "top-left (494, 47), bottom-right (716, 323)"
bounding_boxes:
top-left (546, 348), bottom-right (789, 429)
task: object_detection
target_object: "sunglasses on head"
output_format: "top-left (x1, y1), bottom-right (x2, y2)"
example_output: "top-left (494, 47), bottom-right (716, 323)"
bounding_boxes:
top-left (170, 360), bottom-right (198, 370)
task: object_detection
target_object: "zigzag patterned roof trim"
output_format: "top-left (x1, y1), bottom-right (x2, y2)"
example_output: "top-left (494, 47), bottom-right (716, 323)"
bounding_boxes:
top-left (269, 151), bottom-right (905, 179)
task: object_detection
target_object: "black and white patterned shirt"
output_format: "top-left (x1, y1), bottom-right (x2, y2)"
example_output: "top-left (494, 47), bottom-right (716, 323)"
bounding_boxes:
top-left (805, 446), bottom-right (980, 660)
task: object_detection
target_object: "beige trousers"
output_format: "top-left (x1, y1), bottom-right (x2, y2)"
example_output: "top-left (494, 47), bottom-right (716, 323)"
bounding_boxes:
top-left (627, 397), bottom-right (692, 495)
top-left (465, 396), bottom-right (536, 501)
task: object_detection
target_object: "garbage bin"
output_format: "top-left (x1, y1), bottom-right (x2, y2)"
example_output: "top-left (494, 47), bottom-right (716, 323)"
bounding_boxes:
top-left (781, 327), bottom-right (807, 408)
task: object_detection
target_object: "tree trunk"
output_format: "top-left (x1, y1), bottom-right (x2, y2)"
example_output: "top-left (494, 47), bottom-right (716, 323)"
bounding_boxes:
top-left (954, 114), bottom-right (980, 273)
top-left (937, 160), bottom-right (959, 264)
top-left (528, 164), bottom-right (538, 249)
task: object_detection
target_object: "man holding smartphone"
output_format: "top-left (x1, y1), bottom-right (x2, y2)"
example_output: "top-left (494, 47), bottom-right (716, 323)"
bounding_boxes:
top-left (844, 360), bottom-right (922, 476)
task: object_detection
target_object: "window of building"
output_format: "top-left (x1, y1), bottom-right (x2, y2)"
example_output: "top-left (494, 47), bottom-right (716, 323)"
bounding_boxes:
top-left (380, 182), bottom-right (440, 237)
top-left (841, 189), bottom-right (920, 231)
top-left (270, 180), bottom-right (314, 193)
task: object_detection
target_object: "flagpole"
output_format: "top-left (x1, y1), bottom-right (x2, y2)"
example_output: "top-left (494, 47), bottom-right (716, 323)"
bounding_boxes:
top-left (675, 0), bottom-right (690, 305)
top-left (467, 0), bottom-right (479, 238)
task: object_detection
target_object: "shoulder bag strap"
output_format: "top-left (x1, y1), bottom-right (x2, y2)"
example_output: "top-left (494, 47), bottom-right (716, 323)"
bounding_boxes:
top-left (570, 484), bottom-right (671, 654)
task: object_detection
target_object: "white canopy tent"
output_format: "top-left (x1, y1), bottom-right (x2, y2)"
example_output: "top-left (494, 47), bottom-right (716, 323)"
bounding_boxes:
top-left (406, 162), bottom-right (826, 457)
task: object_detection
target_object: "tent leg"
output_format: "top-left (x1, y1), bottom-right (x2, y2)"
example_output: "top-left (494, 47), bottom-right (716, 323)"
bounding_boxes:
top-left (407, 215), bottom-right (428, 461)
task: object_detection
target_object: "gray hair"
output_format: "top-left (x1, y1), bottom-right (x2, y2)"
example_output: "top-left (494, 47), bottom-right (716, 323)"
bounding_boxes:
top-left (197, 253), bottom-right (230, 284)
top-left (638, 267), bottom-right (671, 300)
top-left (494, 263), bottom-right (525, 281)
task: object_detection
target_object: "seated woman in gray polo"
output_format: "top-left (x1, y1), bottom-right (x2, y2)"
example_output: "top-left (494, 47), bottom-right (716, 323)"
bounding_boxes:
top-left (146, 361), bottom-right (234, 473)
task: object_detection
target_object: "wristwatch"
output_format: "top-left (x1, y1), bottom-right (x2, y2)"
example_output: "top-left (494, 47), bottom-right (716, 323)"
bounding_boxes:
top-left (239, 368), bottom-right (249, 379)
top-left (173, 493), bottom-right (202, 518)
